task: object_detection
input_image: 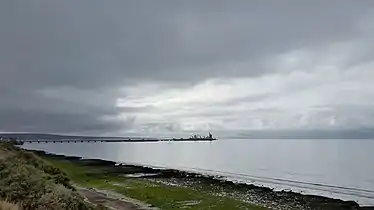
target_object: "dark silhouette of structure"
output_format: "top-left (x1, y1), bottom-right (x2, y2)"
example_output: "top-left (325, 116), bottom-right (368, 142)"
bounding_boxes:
top-left (1, 133), bottom-right (217, 145)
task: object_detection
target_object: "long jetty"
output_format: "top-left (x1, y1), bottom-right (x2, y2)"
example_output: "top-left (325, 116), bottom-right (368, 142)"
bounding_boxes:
top-left (11, 138), bottom-right (217, 144)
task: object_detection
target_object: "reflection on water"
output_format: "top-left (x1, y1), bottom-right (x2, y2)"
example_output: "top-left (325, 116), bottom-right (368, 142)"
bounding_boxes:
top-left (23, 139), bottom-right (374, 205)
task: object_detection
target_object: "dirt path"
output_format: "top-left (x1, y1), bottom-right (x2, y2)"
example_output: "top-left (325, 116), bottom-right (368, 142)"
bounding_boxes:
top-left (77, 187), bottom-right (156, 210)
top-left (0, 148), bottom-right (12, 160)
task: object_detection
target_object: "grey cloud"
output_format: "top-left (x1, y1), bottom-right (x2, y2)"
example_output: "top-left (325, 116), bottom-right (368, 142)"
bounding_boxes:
top-left (1, 0), bottom-right (373, 89)
top-left (1, 0), bottom-right (374, 134)
top-left (0, 108), bottom-right (126, 134)
top-left (219, 94), bottom-right (276, 106)
top-left (118, 106), bottom-right (156, 113)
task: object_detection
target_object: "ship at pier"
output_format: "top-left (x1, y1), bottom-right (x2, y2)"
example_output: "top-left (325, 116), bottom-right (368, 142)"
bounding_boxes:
top-left (188, 132), bottom-right (216, 140)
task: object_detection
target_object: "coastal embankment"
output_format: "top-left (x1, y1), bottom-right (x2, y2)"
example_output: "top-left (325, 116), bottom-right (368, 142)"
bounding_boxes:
top-left (33, 149), bottom-right (371, 210)
top-left (2, 140), bottom-right (373, 210)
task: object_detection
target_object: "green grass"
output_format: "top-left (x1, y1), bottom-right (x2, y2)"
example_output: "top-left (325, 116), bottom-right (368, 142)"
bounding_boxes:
top-left (43, 157), bottom-right (266, 210)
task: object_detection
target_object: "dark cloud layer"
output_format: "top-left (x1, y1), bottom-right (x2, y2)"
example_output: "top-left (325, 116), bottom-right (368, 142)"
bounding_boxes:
top-left (1, 1), bottom-right (372, 87)
top-left (1, 0), bottom-right (374, 135)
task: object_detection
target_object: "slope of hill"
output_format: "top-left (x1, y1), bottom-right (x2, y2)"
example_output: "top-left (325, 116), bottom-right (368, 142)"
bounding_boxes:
top-left (0, 141), bottom-right (105, 210)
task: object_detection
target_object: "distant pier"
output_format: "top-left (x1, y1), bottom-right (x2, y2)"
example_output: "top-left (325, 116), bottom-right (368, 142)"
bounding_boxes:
top-left (1, 132), bottom-right (217, 145)
top-left (8, 137), bottom-right (217, 145)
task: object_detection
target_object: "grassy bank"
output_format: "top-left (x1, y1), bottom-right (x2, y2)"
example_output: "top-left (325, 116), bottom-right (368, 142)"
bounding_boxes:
top-left (0, 142), bottom-right (105, 210)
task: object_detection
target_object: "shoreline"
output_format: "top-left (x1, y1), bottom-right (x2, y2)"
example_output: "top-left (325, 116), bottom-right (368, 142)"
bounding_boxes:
top-left (29, 149), bottom-right (373, 210)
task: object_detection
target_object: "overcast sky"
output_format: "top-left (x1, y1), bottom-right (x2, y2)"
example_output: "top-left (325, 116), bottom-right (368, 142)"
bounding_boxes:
top-left (1, 1), bottom-right (374, 137)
